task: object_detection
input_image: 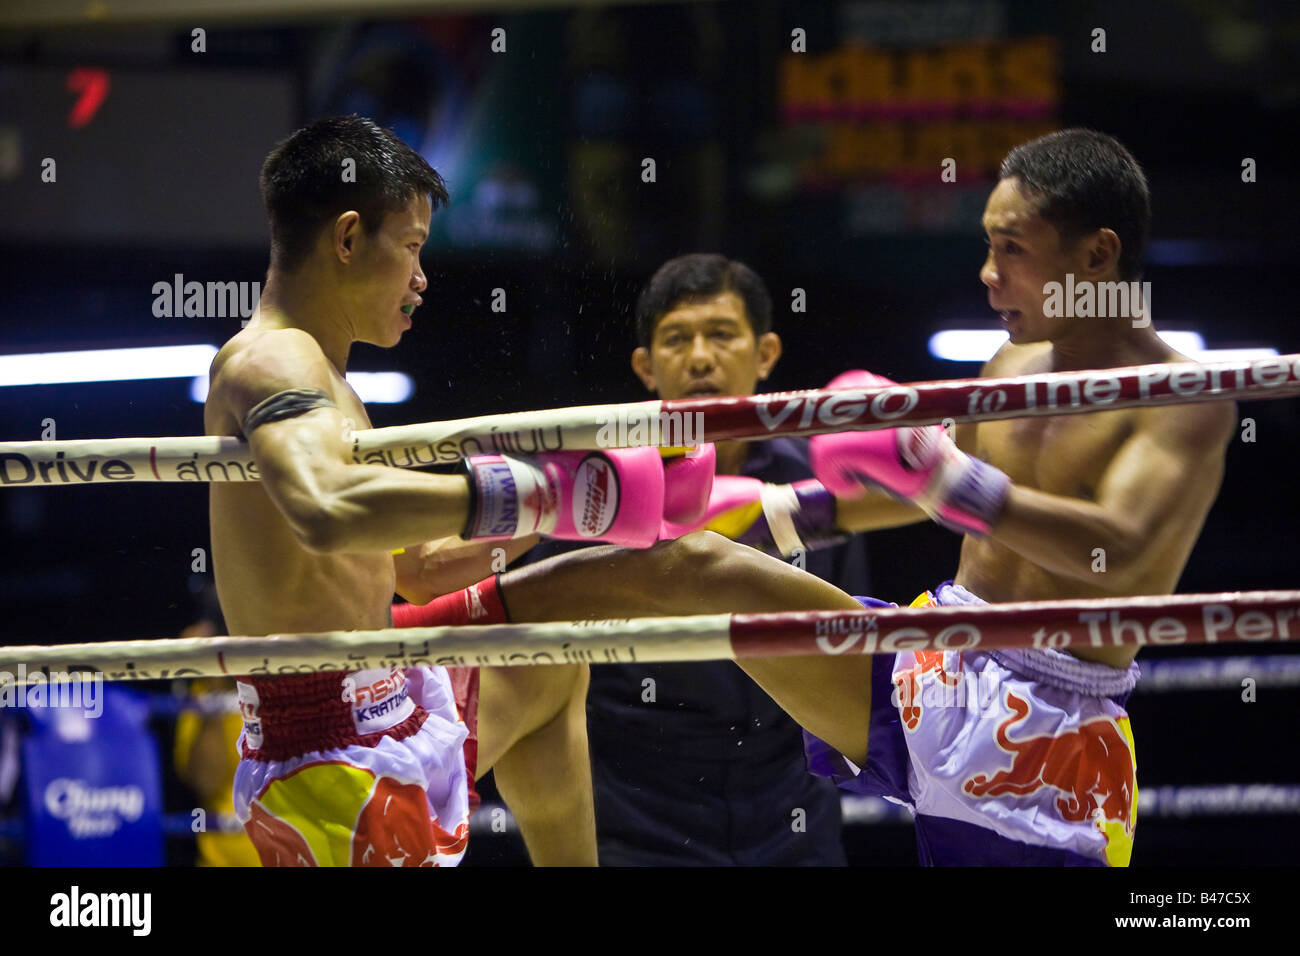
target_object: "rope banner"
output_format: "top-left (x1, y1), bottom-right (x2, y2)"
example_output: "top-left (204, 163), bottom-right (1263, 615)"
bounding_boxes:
top-left (2, 354), bottom-right (1296, 485)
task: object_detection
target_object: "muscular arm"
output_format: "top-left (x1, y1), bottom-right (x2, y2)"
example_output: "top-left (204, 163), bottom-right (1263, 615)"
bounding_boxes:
top-left (833, 486), bottom-right (929, 532)
top-left (989, 402), bottom-right (1235, 589)
top-left (215, 329), bottom-right (472, 554)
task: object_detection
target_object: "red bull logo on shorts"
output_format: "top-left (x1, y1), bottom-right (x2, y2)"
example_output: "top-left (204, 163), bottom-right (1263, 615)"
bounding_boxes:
top-left (892, 651), bottom-right (963, 731)
top-left (891, 594), bottom-right (1002, 732)
top-left (963, 690), bottom-right (1138, 866)
top-left (243, 761), bottom-right (469, 867)
top-left (892, 651), bottom-right (1007, 732)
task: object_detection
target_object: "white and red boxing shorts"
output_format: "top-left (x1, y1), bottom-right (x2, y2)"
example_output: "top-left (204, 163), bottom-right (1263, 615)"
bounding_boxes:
top-left (232, 665), bottom-right (479, 867)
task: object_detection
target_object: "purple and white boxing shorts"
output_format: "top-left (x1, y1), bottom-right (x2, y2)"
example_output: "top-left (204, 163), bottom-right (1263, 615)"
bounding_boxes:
top-left (804, 581), bottom-right (1140, 866)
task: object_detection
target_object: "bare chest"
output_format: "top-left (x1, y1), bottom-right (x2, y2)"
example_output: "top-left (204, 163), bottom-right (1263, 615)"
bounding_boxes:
top-left (975, 408), bottom-right (1134, 501)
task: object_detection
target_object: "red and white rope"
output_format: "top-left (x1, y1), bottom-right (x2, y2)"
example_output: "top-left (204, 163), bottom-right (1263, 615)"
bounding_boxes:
top-left (2, 353), bottom-right (1296, 485)
top-left (1, 590), bottom-right (1296, 684)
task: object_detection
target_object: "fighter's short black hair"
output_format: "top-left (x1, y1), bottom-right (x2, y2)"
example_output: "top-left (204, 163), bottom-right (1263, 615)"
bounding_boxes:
top-left (260, 115), bottom-right (448, 271)
top-left (999, 128), bottom-right (1151, 281)
top-left (635, 254), bottom-right (772, 348)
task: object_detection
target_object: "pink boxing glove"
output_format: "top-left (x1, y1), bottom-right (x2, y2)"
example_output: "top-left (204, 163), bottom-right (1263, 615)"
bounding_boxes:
top-left (810, 370), bottom-right (1010, 536)
top-left (462, 448), bottom-right (667, 548)
top-left (660, 475), bottom-right (840, 558)
top-left (660, 444), bottom-right (717, 527)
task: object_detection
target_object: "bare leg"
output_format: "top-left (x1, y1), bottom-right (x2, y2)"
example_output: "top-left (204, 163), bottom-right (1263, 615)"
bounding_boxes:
top-left (476, 663), bottom-right (595, 866)
top-left (499, 532), bottom-right (874, 766)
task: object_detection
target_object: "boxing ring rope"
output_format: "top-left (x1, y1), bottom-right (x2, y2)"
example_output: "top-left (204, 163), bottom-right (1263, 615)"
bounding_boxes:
top-left (2, 590), bottom-right (1297, 684)
top-left (128, 651), bottom-right (1300, 715)
top-left (2, 353), bottom-right (1298, 484)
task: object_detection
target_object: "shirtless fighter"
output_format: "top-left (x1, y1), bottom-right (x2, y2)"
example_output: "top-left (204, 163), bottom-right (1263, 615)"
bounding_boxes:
top-left (213, 116), bottom-right (1229, 868)
top-left (207, 116), bottom-right (723, 866)
top-left (645, 129), bottom-right (1237, 864)
top-left (431, 130), bottom-right (1234, 866)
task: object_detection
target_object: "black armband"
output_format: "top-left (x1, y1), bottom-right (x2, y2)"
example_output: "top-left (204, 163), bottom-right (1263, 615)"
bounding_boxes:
top-left (241, 387), bottom-right (336, 438)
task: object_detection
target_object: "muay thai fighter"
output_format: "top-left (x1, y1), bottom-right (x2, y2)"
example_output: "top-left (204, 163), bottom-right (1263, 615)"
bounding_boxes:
top-left (422, 130), bottom-right (1234, 866)
top-left (208, 116), bottom-right (715, 866)
top-left (657, 129), bottom-right (1238, 864)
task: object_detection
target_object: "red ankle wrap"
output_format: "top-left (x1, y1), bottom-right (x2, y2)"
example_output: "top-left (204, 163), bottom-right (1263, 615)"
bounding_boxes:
top-left (392, 574), bottom-right (510, 628)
